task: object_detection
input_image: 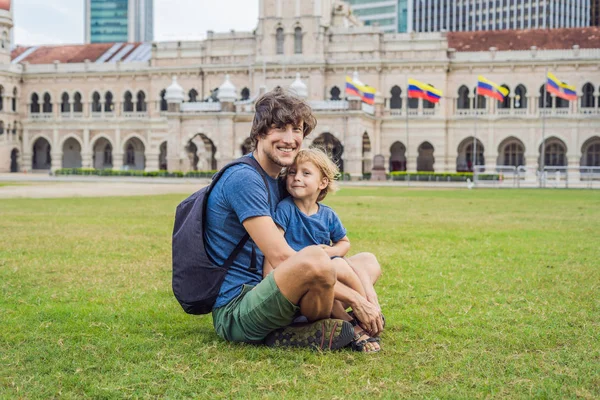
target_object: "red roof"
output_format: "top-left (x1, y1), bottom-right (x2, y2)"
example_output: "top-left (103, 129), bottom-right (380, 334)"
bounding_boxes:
top-left (0, 0), bottom-right (10, 11)
top-left (448, 27), bottom-right (600, 52)
top-left (11, 43), bottom-right (146, 64)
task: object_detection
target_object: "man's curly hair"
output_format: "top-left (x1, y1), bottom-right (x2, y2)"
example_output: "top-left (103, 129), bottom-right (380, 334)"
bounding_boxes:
top-left (249, 87), bottom-right (317, 150)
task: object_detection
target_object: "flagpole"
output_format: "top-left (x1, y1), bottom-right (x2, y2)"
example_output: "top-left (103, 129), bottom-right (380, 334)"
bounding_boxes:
top-left (541, 66), bottom-right (548, 187)
top-left (405, 76), bottom-right (410, 182)
top-left (473, 83), bottom-right (479, 184)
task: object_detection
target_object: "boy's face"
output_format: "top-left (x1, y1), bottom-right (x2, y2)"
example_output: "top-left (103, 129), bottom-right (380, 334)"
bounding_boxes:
top-left (286, 160), bottom-right (328, 201)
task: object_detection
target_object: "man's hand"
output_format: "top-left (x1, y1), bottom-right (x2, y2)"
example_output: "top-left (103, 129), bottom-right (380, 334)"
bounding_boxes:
top-left (351, 295), bottom-right (384, 337)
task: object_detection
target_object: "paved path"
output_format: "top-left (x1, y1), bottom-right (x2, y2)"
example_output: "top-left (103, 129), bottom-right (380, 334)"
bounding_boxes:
top-left (5, 172), bottom-right (594, 198)
top-left (0, 180), bottom-right (208, 199)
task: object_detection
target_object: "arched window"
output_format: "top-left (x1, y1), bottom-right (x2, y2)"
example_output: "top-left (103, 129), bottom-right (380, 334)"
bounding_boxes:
top-left (539, 85), bottom-right (552, 108)
top-left (42, 93), bottom-right (52, 113)
top-left (241, 87), bottom-right (250, 101)
top-left (12, 87), bottom-right (17, 112)
top-left (503, 141), bottom-right (525, 167)
top-left (123, 91), bottom-right (133, 112)
top-left (12, 121), bottom-right (17, 134)
top-left (544, 142), bottom-right (566, 167)
top-left (105, 91), bottom-right (114, 112)
top-left (294, 27), bottom-right (302, 54)
top-left (92, 92), bottom-right (101, 112)
top-left (514, 85), bottom-right (527, 109)
top-left (457, 86), bottom-right (470, 109)
top-left (0, 121), bottom-right (4, 134)
top-left (160, 89), bottom-right (168, 111)
top-left (1, 32), bottom-right (7, 49)
top-left (30, 93), bottom-right (40, 113)
top-left (126, 143), bottom-right (135, 165)
top-left (585, 142), bottom-right (600, 167)
top-left (581, 83), bottom-right (595, 108)
top-left (390, 85), bottom-right (402, 109)
top-left (330, 86), bottom-right (341, 101)
top-left (0, 86), bottom-right (4, 111)
top-left (104, 143), bottom-right (113, 166)
top-left (73, 92), bottom-right (83, 113)
top-left (136, 91), bottom-right (146, 112)
top-left (61, 92), bottom-right (70, 113)
top-left (188, 89), bottom-right (198, 103)
top-left (276, 27), bottom-right (284, 55)
top-left (498, 85), bottom-right (511, 109)
top-left (423, 83), bottom-right (437, 109)
top-left (555, 95), bottom-right (569, 108)
top-left (473, 87), bottom-right (486, 109)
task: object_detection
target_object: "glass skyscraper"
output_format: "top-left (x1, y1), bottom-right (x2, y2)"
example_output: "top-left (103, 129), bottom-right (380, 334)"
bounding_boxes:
top-left (347, 0), bottom-right (403, 32)
top-left (348, 0), bottom-right (594, 33)
top-left (85, 0), bottom-right (153, 44)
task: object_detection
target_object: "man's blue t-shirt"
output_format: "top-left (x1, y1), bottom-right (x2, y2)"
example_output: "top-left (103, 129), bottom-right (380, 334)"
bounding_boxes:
top-left (205, 155), bottom-right (280, 309)
top-left (273, 197), bottom-right (347, 251)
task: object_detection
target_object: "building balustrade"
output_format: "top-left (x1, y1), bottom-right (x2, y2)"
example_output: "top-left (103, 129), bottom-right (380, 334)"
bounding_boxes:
top-left (180, 102), bottom-right (222, 112)
top-left (309, 100), bottom-right (349, 111)
top-left (122, 111), bottom-right (148, 119)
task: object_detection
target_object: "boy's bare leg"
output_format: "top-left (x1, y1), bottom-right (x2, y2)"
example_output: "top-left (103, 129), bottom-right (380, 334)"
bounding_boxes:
top-left (345, 252), bottom-right (382, 311)
top-left (331, 257), bottom-right (366, 300)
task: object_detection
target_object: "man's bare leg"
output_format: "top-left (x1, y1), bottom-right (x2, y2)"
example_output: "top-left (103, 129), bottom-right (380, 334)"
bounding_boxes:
top-left (272, 246), bottom-right (336, 321)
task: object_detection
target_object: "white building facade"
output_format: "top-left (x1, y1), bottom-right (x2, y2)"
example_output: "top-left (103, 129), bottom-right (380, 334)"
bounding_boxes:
top-left (1, 0), bottom-right (599, 177)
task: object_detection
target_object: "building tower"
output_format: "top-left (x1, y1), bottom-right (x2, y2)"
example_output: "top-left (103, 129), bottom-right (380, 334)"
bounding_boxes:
top-left (0, 0), bottom-right (13, 64)
top-left (256, 0), bottom-right (335, 59)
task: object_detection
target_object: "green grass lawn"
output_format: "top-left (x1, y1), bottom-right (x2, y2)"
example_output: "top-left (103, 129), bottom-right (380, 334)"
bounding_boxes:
top-left (1, 188), bottom-right (599, 399)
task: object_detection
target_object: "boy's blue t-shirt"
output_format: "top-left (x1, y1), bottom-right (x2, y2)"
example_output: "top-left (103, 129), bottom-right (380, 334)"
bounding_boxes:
top-left (273, 197), bottom-right (347, 251)
top-left (205, 155), bottom-right (280, 309)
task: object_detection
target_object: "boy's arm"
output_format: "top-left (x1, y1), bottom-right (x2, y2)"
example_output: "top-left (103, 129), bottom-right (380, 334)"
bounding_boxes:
top-left (321, 236), bottom-right (350, 257)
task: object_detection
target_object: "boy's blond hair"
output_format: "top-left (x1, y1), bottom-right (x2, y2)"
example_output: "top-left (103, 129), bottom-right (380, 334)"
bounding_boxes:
top-left (288, 148), bottom-right (340, 202)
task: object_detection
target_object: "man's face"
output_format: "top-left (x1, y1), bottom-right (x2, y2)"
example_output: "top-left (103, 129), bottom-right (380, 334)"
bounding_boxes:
top-left (256, 121), bottom-right (304, 168)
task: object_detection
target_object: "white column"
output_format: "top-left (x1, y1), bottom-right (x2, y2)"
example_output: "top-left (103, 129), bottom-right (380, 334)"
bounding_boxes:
top-left (549, 0), bottom-right (553, 28)
top-left (276, 0), bottom-right (282, 18)
top-left (562, 0), bottom-right (566, 27)
top-left (528, 0), bottom-right (532, 28)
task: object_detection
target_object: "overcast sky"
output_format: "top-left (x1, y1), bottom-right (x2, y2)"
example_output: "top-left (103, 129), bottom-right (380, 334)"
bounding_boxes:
top-left (14, 0), bottom-right (259, 46)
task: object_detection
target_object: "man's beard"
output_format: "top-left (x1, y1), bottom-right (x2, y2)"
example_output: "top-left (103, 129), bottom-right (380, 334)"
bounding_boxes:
top-left (264, 147), bottom-right (294, 168)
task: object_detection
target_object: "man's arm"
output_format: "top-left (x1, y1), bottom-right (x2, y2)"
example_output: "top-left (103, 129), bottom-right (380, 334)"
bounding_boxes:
top-left (333, 280), bottom-right (383, 337)
top-left (243, 216), bottom-right (295, 268)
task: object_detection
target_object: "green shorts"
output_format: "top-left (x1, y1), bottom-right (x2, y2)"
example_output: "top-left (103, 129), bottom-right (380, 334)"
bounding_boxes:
top-left (212, 272), bottom-right (300, 343)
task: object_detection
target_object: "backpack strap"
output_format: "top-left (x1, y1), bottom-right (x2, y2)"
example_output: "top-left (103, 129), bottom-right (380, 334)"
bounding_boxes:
top-left (204, 156), bottom-right (274, 274)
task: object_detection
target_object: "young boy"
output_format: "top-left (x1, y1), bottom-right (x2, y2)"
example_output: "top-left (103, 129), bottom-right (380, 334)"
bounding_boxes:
top-left (264, 148), bottom-right (380, 353)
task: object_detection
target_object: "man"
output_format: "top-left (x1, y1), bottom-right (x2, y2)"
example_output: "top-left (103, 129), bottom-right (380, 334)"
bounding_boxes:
top-left (206, 87), bottom-right (383, 349)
